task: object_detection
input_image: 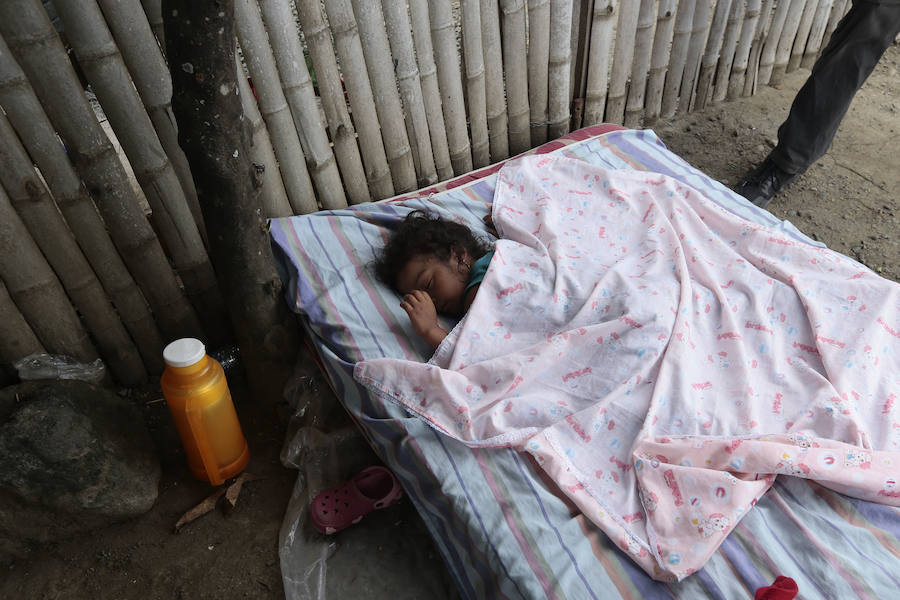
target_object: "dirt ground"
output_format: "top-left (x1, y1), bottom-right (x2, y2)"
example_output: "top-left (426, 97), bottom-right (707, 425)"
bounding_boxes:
top-left (2, 44), bottom-right (898, 600)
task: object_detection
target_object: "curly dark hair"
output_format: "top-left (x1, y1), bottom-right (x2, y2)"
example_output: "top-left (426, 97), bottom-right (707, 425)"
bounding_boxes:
top-left (374, 210), bottom-right (492, 290)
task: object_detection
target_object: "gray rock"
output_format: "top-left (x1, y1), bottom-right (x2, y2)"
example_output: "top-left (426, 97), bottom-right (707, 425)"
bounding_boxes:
top-left (0, 380), bottom-right (160, 559)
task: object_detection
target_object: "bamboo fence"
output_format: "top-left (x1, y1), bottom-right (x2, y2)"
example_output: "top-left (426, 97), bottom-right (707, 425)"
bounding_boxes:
top-left (0, 0), bottom-right (852, 383)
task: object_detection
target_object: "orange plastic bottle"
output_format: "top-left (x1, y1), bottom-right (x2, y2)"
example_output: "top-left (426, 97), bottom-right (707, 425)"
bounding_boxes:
top-left (160, 338), bottom-right (249, 485)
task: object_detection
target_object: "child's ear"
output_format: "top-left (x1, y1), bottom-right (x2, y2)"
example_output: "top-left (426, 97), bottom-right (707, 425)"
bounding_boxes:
top-left (451, 245), bottom-right (470, 262)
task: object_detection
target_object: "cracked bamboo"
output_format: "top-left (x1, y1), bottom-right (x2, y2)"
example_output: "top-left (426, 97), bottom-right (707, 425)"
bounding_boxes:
top-left (295, 0), bottom-right (370, 203)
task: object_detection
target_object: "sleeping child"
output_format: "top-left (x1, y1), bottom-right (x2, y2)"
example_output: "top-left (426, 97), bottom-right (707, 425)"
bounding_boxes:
top-left (374, 210), bottom-right (494, 350)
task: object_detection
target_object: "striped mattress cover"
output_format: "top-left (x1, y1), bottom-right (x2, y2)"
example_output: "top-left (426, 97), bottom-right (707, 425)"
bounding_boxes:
top-left (269, 127), bottom-right (900, 599)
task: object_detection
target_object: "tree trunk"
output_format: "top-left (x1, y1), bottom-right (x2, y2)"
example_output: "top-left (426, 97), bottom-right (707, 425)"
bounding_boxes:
top-left (295, 0), bottom-right (371, 204)
top-left (0, 185), bottom-right (98, 363)
top-left (0, 111), bottom-right (146, 385)
top-left (164, 0), bottom-right (299, 406)
top-left (98, 0), bottom-right (207, 246)
top-left (0, 0), bottom-right (204, 344)
top-left (0, 32), bottom-right (165, 374)
top-left (52, 0), bottom-right (228, 344)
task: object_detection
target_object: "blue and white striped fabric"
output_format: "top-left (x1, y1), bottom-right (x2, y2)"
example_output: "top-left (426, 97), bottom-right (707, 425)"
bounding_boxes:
top-left (270, 129), bottom-right (900, 599)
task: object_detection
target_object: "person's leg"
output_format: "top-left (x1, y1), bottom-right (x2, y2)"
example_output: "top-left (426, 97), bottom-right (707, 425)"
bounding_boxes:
top-left (735, 1), bottom-right (900, 208)
top-left (770, 1), bottom-right (900, 174)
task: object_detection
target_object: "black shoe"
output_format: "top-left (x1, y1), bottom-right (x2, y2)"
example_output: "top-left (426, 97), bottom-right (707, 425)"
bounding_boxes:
top-left (734, 158), bottom-right (797, 209)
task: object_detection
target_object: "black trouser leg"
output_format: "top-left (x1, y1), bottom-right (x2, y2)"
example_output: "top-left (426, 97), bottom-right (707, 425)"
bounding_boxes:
top-left (769, 1), bottom-right (900, 175)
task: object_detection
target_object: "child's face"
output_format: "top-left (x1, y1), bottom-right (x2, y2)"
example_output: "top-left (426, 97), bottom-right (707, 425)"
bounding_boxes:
top-left (396, 251), bottom-right (469, 316)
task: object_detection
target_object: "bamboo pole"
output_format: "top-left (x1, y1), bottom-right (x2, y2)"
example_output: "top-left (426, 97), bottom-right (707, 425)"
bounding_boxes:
top-left (53, 0), bottom-right (226, 343)
top-left (728, 0), bottom-right (764, 100)
top-left (527, 0), bottom-right (551, 144)
top-left (407, 0), bottom-right (453, 180)
top-left (821, 0), bottom-right (850, 53)
top-left (769, 0), bottom-right (808, 85)
top-left (256, 0), bottom-right (348, 209)
top-left (0, 113), bottom-right (146, 384)
top-left (0, 278), bottom-right (45, 369)
top-left (695, 0), bottom-right (732, 111)
top-left (660, 0), bottom-right (696, 119)
top-left (382, 0), bottom-right (438, 186)
top-left (427, 0), bottom-right (473, 174)
top-left (350, 0), bottom-right (417, 192)
top-left (547, 0), bottom-right (572, 139)
top-left (460, 0), bottom-right (491, 167)
top-left (677, 0), bottom-right (711, 116)
top-left (712, 0), bottom-right (746, 104)
top-left (235, 0), bottom-right (319, 213)
top-left (569, 0), bottom-right (583, 107)
top-left (788, 0), bottom-right (819, 72)
top-left (0, 0), bottom-right (204, 343)
top-left (140, 0), bottom-right (164, 55)
top-left (0, 34), bottom-right (165, 373)
top-left (235, 51), bottom-right (293, 218)
top-left (295, 0), bottom-right (371, 203)
top-left (98, 0), bottom-right (207, 248)
top-left (644, 0), bottom-right (677, 125)
top-left (743, 0), bottom-right (775, 97)
top-left (606, 0), bottom-right (640, 125)
top-left (802, 0), bottom-right (833, 68)
top-left (582, 0), bottom-right (617, 126)
top-left (0, 183), bottom-right (98, 363)
top-left (499, 0), bottom-right (530, 155)
top-left (758, 0), bottom-right (793, 86)
top-left (624, 0), bottom-right (658, 128)
top-left (481, 0), bottom-right (509, 163)
top-left (323, 0), bottom-right (396, 199)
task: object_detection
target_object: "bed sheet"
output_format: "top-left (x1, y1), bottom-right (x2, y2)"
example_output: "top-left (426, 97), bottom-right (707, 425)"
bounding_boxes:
top-left (270, 128), bottom-right (900, 599)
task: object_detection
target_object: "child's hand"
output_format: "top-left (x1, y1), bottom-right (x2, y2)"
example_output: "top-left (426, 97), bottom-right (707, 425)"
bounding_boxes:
top-left (401, 290), bottom-right (447, 349)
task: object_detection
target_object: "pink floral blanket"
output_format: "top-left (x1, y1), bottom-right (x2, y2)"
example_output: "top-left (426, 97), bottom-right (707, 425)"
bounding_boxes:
top-left (354, 156), bottom-right (900, 581)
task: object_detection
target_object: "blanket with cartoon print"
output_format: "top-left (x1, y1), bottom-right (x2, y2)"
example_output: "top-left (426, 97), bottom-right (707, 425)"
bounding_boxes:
top-left (354, 156), bottom-right (900, 581)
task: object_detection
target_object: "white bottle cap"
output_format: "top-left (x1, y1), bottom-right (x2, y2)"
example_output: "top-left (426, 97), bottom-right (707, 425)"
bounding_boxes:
top-left (163, 338), bottom-right (206, 368)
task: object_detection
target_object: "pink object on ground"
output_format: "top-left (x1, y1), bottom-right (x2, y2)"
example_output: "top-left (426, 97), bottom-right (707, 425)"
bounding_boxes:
top-left (310, 466), bottom-right (403, 534)
top-left (755, 575), bottom-right (799, 600)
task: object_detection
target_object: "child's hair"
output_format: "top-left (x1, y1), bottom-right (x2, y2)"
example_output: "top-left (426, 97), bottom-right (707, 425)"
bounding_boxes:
top-left (374, 210), bottom-right (492, 289)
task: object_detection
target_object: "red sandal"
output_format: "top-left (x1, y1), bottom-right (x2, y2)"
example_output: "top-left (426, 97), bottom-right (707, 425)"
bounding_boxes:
top-left (310, 466), bottom-right (403, 534)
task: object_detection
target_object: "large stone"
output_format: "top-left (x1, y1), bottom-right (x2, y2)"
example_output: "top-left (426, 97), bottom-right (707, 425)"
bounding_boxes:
top-left (0, 380), bottom-right (160, 559)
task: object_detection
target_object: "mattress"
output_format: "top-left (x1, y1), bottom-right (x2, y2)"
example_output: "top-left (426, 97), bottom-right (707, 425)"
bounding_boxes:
top-left (270, 127), bottom-right (900, 599)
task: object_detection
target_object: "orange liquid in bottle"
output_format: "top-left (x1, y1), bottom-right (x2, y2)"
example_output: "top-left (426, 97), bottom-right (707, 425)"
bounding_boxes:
top-left (161, 339), bottom-right (249, 485)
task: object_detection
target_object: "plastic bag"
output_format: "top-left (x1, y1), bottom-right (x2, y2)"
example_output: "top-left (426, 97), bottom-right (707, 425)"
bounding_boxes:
top-left (14, 353), bottom-right (106, 384)
top-left (277, 354), bottom-right (458, 600)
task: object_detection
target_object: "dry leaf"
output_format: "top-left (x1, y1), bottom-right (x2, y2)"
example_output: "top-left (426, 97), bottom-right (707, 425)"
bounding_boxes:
top-left (173, 488), bottom-right (226, 532)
